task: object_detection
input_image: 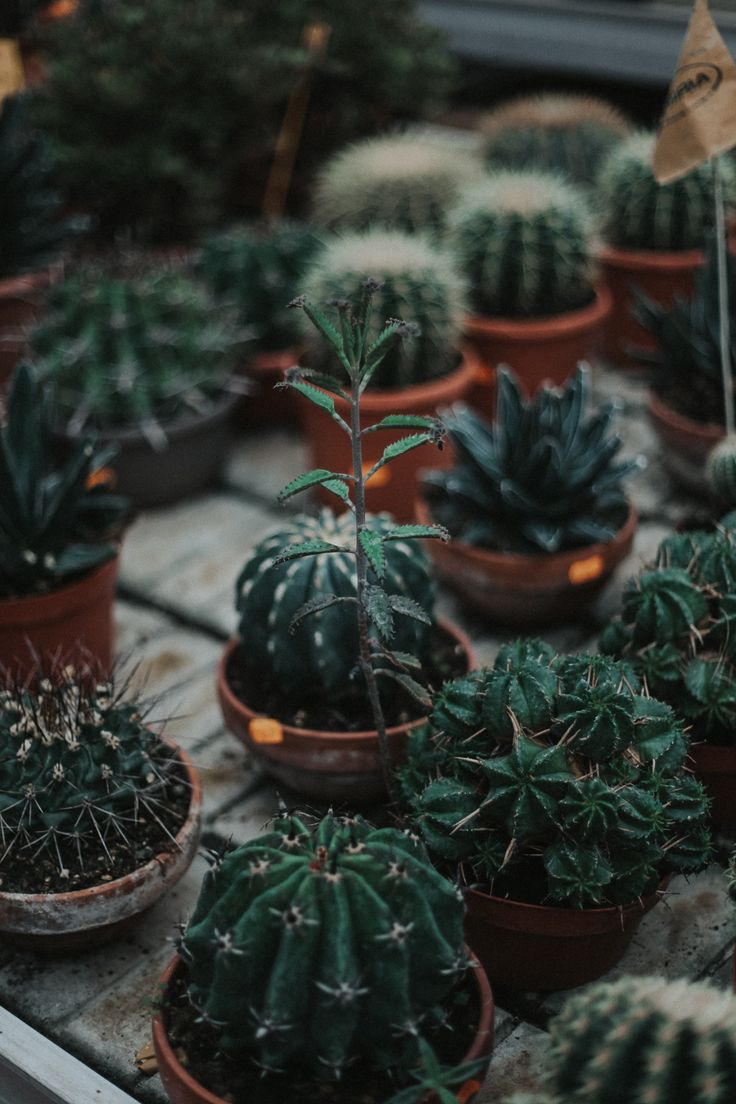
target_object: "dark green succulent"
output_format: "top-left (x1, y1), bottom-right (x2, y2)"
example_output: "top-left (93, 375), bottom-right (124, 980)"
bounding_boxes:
top-left (423, 367), bottom-right (638, 555)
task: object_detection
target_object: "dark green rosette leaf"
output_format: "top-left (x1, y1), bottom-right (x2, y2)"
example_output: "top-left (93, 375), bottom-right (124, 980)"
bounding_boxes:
top-left (558, 778), bottom-right (619, 841)
top-left (554, 672), bottom-right (635, 762)
top-left (622, 568), bottom-right (708, 645)
top-left (480, 737), bottom-right (571, 837)
top-left (544, 842), bottom-right (613, 908)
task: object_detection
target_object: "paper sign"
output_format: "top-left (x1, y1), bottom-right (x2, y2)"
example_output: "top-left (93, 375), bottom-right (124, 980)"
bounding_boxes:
top-left (568, 554), bottom-right (605, 585)
top-left (249, 718), bottom-right (284, 746)
top-left (0, 40), bottom-right (24, 107)
top-left (654, 0), bottom-right (736, 182)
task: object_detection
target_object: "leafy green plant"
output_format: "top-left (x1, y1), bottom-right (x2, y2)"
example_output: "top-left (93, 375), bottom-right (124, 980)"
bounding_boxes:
top-left (403, 645), bottom-right (711, 908)
top-left (384, 1040), bottom-right (488, 1104)
top-left (313, 133), bottom-right (480, 237)
top-left (0, 364), bottom-right (127, 600)
top-left (300, 230), bottom-right (466, 388)
top-left (422, 367), bottom-right (638, 554)
top-left (447, 170), bottom-right (596, 318)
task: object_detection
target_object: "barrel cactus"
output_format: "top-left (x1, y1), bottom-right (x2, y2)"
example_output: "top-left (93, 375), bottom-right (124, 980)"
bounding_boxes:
top-left (300, 229), bottom-right (466, 388)
top-left (235, 509), bottom-right (436, 703)
top-left (481, 92), bottom-right (631, 188)
top-left (598, 131), bottom-right (736, 251)
top-left (447, 171), bottom-right (596, 318)
top-left (181, 811), bottom-right (468, 1078)
top-left (312, 134), bottom-right (480, 238)
top-left (707, 436), bottom-right (736, 506)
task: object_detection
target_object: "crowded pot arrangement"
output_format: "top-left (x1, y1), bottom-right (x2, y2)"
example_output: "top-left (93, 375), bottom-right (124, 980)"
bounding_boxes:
top-left (3, 4), bottom-right (736, 1103)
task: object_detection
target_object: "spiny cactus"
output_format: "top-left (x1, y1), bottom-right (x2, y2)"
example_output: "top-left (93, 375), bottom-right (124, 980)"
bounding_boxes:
top-left (402, 647), bottom-right (711, 908)
top-left (481, 92), bottom-right (631, 188)
top-left (195, 221), bottom-right (322, 354)
top-left (29, 259), bottom-right (244, 439)
top-left (182, 811), bottom-right (468, 1078)
top-left (312, 134), bottom-right (480, 238)
top-left (543, 975), bottom-right (736, 1104)
top-left (235, 509), bottom-right (435, 703)
top-left (0, 364), bottom-right (127, 600)
top-left (300, 229), bottom-right (466, 388)
top-left (447, 171), bottom-right (596, 318)
top-left (422, 367), bottom-right (638, 555)
top-left (707, 435), bottom-right (736, 505)
top-left (598, 131), bottom-right (736, 251)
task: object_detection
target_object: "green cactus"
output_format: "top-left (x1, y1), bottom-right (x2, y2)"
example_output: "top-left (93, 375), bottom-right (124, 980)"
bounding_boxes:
top-left (621, 567), bottom-right (708, 644)
top-left (300, 229), bottom-right (466, 388)
top-left (422, 367), bottom-right (638, 555)
top-left (543, 975), bottom-right (736, 1104)
top-left (195, 221), bottom-right (322, 354)
top-left (312, 134), bottom-right (480, 238)
top-left (403, 646), bottom-right (711, 908)
top-left (29, 259), bottom-right (244, 437)
top-left (182, 811), bottom-right (468, 1079)
top-left (0, 364), bottom-right (127, 600)
top-left (598, 132), bottom-right (736, 251)
top-left (481, 92), bottom-right (631, 188)
top-left (447, 170), bottom-right (595, 318)
top-left (707, 434), bottom-right (736, 505)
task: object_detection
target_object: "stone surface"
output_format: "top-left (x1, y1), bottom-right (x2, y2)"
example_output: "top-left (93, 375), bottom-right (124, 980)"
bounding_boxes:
top-left (476, 1022), bottom-right (550, 1103)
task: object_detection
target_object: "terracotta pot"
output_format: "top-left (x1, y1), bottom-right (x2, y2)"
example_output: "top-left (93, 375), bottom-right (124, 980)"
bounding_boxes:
top-left (465, 879), bottom-right (665, 992)
top-left (238, 346), bottom-right (302, 427)
top-left (0, 740), bottom-right (201, 950)
top-left (416, 498), bottom-right (636, 628)
top-left (462, 285), bottom-right (612, 412)
top-left (152, 947), bottom-right (495, 1104)
top-left (689, 743), bottom-right (736, 827)
top-left (601, 244), bottom-right (704, 367)
top-left (0, 269), bottom-right (53, 391)
top-left (217, 618), bottom-right (475, 804)
top-left (298, 349), bottom-right (478, 522)
top-left (54, 393), bottom-right (240, 509)
top-left (0, 554), bottom-right (119, 678)
top-left (647, 390), bottom-right (724, 493)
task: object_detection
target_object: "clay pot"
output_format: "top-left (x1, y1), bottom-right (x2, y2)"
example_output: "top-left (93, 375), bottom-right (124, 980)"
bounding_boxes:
top-left (465, 880), bottom-right (665, 992)
top-left (689, 743), bottom-right (736, 828)
top-left (297, 349), bottom-right (478, 522)
top-left (0, 269), bottom-right (53, 391)
top-left (647, 390), bottom-right (724, 493)
top-left (415, 498), bottom-right (636, 628)
top-left (0, 554), bottom-right (119, 678)
top-left (0, 741), bottom-right (201, 950)
top-left (238, 346), bottom-right (301, 426)
top-left (217, 619), bottom-right (475, 804)
top-left (462, 285), bottom-right (612, 411)
top-left (152, 947), bottom-right (495, 1104)
top-left (600, 244), bottom-right (704, 366)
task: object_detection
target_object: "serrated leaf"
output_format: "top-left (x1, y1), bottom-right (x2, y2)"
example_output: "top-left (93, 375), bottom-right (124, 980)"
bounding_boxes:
top-left (363, 415), bottom-right (439, 434)
top-left (289, 593), bottom-right (355, 633)
top-left (387, 594), bottom-right (432, 625)
top-left (368, 433), bottom-right (434, 474)
top-left (387, 650), bottom-right (423, 670)
top-left (366, 584), bottom-right (394, 641)
top-left (322, 478), bottom-right (353, 505)
top-left (390, 671), bottom-right (432, 710)
top-left (272, 539), bottom-right (345, 565)
top-left (284, 380), bottom-right (337, 416)
top-left (359, 529), bottom-right (385, 577)
top-left (277, 469), bottom-right (350, 503)
top-left (383, 523), bottom-right (450, 542)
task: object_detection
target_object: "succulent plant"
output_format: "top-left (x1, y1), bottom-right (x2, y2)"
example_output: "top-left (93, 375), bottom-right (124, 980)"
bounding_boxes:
top-left (542, 975), bottom-right (736, 1104)
top-left (312, 134), bottom-right (480, 237)
top-left (402, 646), bottom-right (711, 908)
top-left (29, 259), bottom-right (244, 439)
top-left (300, 229), bottom-right (466, 388)
top-left (447, 171), bottom-right (596, 318)
top-left (182, 811), bottom-right (469, 1079)
top-left (0, 93), bottom-right (83, 280)
top-left (422, 367), bottom-right (637, 555)
top-left (598, 131), bottom-right (736, 251)
top-left (195, 220), bottom-right (322, 354)
top-left (481, 92), bottom-right (631, 188)
top-left (0, 364), bottom-right (127, 600)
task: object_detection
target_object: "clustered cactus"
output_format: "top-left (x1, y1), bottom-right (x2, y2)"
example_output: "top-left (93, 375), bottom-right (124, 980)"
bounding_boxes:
top-left (447, 171), bottom-right (596, 318)
top-left (598, 132), bottom-right (736, 251)
top-left (300, 230), bottom-right (466, 388)
top-left (423, 367), bottom-right (638, 554)
top-left (403, 643), bottom-right (711, 907)
top-left (181, 811), bottom-right (469, 1079)
top-left (29, 260), bottom-right (244, 439)
top-left (312, 134), bottom-right (480, 238)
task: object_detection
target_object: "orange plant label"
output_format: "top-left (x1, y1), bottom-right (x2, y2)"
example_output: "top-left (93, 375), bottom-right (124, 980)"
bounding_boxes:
top-left (474, 363), bottom-right (495, 385)
top-left (86, 465), bottom-right (117, 491)
top-left (250, 718), bottom-right (284, 746)
top-left (568, 554), bottom-right (605, 585)
top-left (0, 40), bottom-right (24, 106)
top-left (362, 460), bottom-right (391, 488)
top-left (456, 1080), bottom-right (482, 1104)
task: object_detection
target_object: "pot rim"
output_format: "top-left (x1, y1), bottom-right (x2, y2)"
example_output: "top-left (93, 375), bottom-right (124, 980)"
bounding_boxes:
top-left (463, 283), bottom-right (612, 341)
top-left (0, 552), bottom-right (119, 624)
top-left (0, 267), bottom-right (55, 301)
top-left (647, 389), bottom-right (724, 443)
top-left (245, 345), bottom-right (303, 374)
top-left (600, 242), bottom-right (706, 272)
top-left (466, 875), bottom-right (669, 921)
top-left (52, 389), bottom-right (241, 447)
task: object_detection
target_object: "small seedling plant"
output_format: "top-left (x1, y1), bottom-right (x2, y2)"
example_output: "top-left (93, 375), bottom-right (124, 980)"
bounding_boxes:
top-left (277, 280), bottom-right (449, 797)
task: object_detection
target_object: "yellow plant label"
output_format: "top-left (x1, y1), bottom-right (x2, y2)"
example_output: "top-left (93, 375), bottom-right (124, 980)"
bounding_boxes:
top-left (0, 40), bottom-right (24, 106)
top-left (568, 554), bottom-right (605, 585)
top-left (250, 718), bottom-right (284, 746)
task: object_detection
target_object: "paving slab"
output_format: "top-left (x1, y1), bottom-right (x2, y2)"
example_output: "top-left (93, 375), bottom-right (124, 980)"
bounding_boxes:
top-left (477, 1022), bottom-right (549, 1104)
top-left (225, 428), bottom-right (309, 509)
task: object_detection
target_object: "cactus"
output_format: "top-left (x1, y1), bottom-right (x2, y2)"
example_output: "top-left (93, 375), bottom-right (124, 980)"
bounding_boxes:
top-left (598, 131), bottom-right (736, 251)
top-left (422, 367), bottom-right (638, 555)
top-left (300, 229), bottom-right (466, 388)
top-left (312, 134), bottom-right (480, 237)
top-left (403, 646), bottom-right (711, 908)
top-left (0, 94), bottom-right (83, 279)
top-left (707, 435), bottom-right (736, 505)
top-left (0, 364), bottom-right (127, 600)
top-left (447, 170), bottom-right (596, 318)
top-left (182, 811), bottom-right (468, 1078)
top-left (195, 221), bottom-right (322, 354)
top-left (29, 258), bottom-right (244, 439)
top-left (481, 92), bottom-right (631, 188)
top-left (542, 975), bottom-right (736, 1104)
